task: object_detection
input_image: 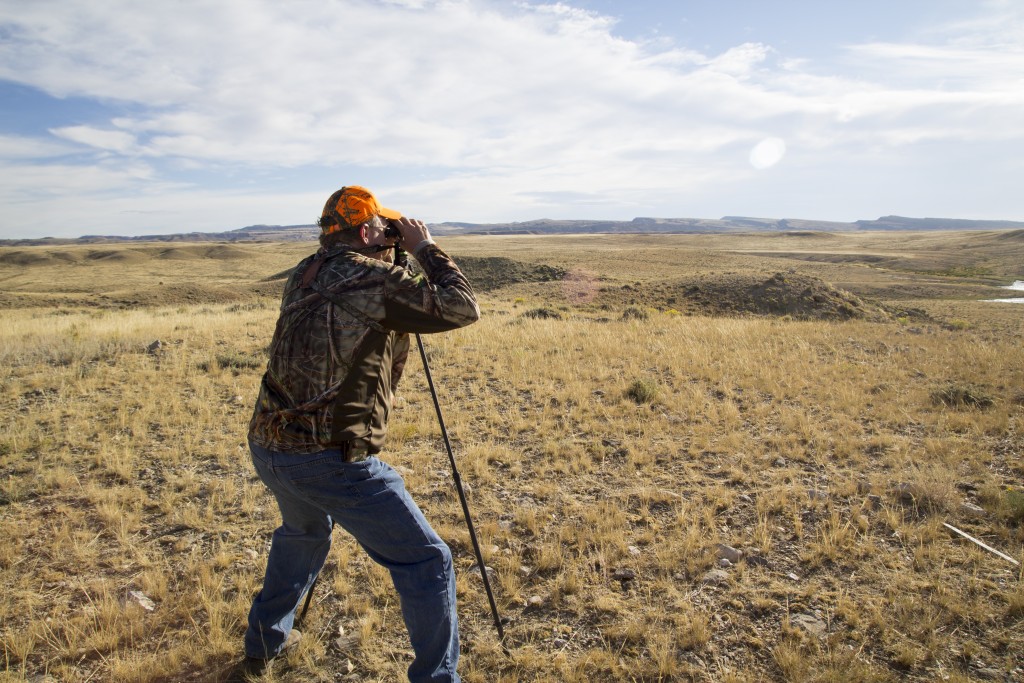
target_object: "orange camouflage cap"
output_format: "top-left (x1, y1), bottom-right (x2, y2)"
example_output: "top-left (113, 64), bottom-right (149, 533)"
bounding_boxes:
top-left (319, 186), bottom-right (402, 235)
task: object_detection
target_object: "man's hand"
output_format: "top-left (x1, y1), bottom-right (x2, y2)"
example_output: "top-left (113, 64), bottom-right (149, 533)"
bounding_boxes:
top-left (393, 217), bottom-right (432, 252)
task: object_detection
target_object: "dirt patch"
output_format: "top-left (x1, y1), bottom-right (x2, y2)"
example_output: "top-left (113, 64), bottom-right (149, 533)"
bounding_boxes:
top-left (736, 251), bottom-right (895, 267)
top-left (155, 247), bottom-right (204, 260)
top-left (0, 291), bottom-right (79, 308)
top-left (0, 250), bottom-right (73, 267)
top-left (101, 283), bottom-right (263, 307)
top-left (604, 271), bottom-right (889, 321)
top-left (194, 245), bottom-right (250, 260)
top-left (85, 249), bottom-right (149, 264)
top-left (261, 267), bottom-right (295, 282)
top-left (252, 280), bottom-right (286, 299)
top-left (454, 256), bottom-right (566, 292)
top-left (992, 229), bottom-right (1024, 242)
top-left (105, 245), bottom-right (251, 261)
top-left (774, 231), bottom-right (838, 239)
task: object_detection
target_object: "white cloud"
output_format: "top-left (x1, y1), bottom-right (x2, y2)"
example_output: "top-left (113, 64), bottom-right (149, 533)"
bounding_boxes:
top-left (1, 0), bottom-right (1023, 236)
top-left (0, 134), bottom-right (76, 160)
top-left (0, 160), bottom-right (320, 236)
top-left (707, 43), bottom-right (772, 77)
top-left (0, 161), bottom-right (160, 203)
top-left (50, 126), bottom-right (138, 154)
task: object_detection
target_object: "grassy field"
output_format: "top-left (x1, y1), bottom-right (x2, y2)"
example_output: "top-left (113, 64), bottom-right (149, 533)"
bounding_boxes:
top-left (1, 231), bottom-right (1022, 682)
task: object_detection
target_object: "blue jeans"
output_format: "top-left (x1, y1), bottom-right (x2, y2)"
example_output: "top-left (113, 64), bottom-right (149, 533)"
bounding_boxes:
top-left (245, 440), bottom-right (460, 683)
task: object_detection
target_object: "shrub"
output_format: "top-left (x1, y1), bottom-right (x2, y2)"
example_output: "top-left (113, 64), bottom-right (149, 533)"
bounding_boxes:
top-left (1006, 488), bottom-right (1024, 525)
top-left (523, 308), bottom-right (561, 320)
top-left (626, 378), bottom-right (658, 404)
top-left (197, 351), bottom-right (264, 372)
top-left (226, 302), bottom-right (268, 313)
top-left (621, 306), bottom-right (649, 321)
top-left (931, 382), bottom-right (994, 409)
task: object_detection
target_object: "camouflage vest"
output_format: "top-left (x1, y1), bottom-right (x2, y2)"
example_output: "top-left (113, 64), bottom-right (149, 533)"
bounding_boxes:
top-left (248, 243), bottom-right (479, 455)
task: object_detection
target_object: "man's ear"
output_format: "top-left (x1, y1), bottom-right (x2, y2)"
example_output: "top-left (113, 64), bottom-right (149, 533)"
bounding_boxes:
top-left (358, 223), bottom-right (370, 244)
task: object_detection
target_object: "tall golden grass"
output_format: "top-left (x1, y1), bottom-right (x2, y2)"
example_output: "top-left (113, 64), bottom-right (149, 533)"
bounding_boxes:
top-left (1, 234), bottom-right (1022, 682)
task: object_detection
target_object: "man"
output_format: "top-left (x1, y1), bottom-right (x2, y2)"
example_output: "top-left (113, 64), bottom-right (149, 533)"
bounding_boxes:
top-left (242, 186), bottom-right (479, 682)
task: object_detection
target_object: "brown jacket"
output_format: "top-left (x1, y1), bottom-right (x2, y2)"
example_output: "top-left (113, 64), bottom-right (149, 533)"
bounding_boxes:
top-left (248, 242), bottom-right (479, 455)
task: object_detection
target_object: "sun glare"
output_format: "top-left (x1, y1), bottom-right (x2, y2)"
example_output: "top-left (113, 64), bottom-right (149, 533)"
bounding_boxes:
top-left (749, 136), bottom-right (787, 170)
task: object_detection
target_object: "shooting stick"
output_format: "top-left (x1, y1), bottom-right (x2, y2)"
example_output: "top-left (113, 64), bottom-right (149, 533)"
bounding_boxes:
top-left (416, 333), bottom-right (506, 645)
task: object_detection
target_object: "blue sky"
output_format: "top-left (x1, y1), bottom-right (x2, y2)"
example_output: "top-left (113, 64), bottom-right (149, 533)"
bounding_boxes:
top-left (1, 0), bottom-right (1022, 238)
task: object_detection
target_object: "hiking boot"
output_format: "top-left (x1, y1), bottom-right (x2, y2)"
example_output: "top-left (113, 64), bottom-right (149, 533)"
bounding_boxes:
top-left (282, 628), bottom-right (302, 652)
top-left (225, 630), bottom-right (302, 681)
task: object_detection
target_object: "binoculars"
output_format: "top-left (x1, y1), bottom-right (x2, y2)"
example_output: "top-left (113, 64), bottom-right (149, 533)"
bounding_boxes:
top-left (383, 219), bottom-right (402, 241)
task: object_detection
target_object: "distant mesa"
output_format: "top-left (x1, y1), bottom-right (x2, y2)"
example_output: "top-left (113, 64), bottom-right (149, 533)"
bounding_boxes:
top-left (853, 216), bottom-right (1024, 231)
top-left (3, 215), bottom-right (1024, 245)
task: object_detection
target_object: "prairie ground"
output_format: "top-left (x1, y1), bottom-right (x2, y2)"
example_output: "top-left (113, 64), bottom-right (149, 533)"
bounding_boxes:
top-left (1, 231), bottom-right (1022, 682)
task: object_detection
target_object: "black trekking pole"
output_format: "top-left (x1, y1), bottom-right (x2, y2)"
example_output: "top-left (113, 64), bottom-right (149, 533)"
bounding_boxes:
top-left (297, 525), bottom-right (332, 628)
top-left (416, 333), bottom-right (506, 647)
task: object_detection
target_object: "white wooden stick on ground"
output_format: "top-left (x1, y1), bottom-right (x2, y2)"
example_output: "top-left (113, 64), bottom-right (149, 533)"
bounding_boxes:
top-left (943, 522), bottom-right (1021, 567)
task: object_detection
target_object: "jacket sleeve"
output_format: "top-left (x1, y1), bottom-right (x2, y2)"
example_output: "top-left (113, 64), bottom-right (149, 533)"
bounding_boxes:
top-left (381, 243), bottom-right (480, 334)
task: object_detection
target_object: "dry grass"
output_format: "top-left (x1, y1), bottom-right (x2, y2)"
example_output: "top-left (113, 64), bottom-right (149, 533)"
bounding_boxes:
top-left (1, 233), bottom-right (1022, 681)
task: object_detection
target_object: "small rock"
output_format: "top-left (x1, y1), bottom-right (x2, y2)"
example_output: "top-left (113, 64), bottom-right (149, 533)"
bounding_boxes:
top-left (627, 545), bottom-right (641, 557)
top-left (807, 489), bottom-right (829, 501)
top-left (127, 590), bottom-right (155, 612)
top-left (790, 612), bottom-right (826, 638)
top-left (336, 624), bottom-right (360, 650)
top-left (865, 494), bottom-right (883, 510)
top-left (612, 568), bottom-right (637, 582)
top-left (336, 634), bottom-right (360, 650)
top-left (146, 340), bottom-right (162, 354)
top-left (469, 564), bottom-right (497, 582)
top-left (856, 479), bottom-right (872, 494)
top-left (745, 554), bottom-right (770, 568)
top-left (552, 638), bottom-right (569, 649)
top-left (718, 558), bottom-right (732, 569)
top-left (715, 543), bottom-right (743, 563)
top-left (242, 548), bottom-right (259, 561)
top-left (738, 494), bottom-right (754, 503)
top-left (773, 457), bottom-right (787, 467)
top-left (892, 482), bottom-right (922, 504)
top-left (701, 569), bottom-right (730, 586)
top-left (786, 572), bottom-right (800, 581)
top-left (960, 502), bottom-right (986, 518)
top-left (526, 595), bottom-right (544, 610)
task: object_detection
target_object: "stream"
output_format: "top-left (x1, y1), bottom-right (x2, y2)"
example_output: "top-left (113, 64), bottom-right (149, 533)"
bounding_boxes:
top-left (983, 280), bottom-right (1024, 304)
